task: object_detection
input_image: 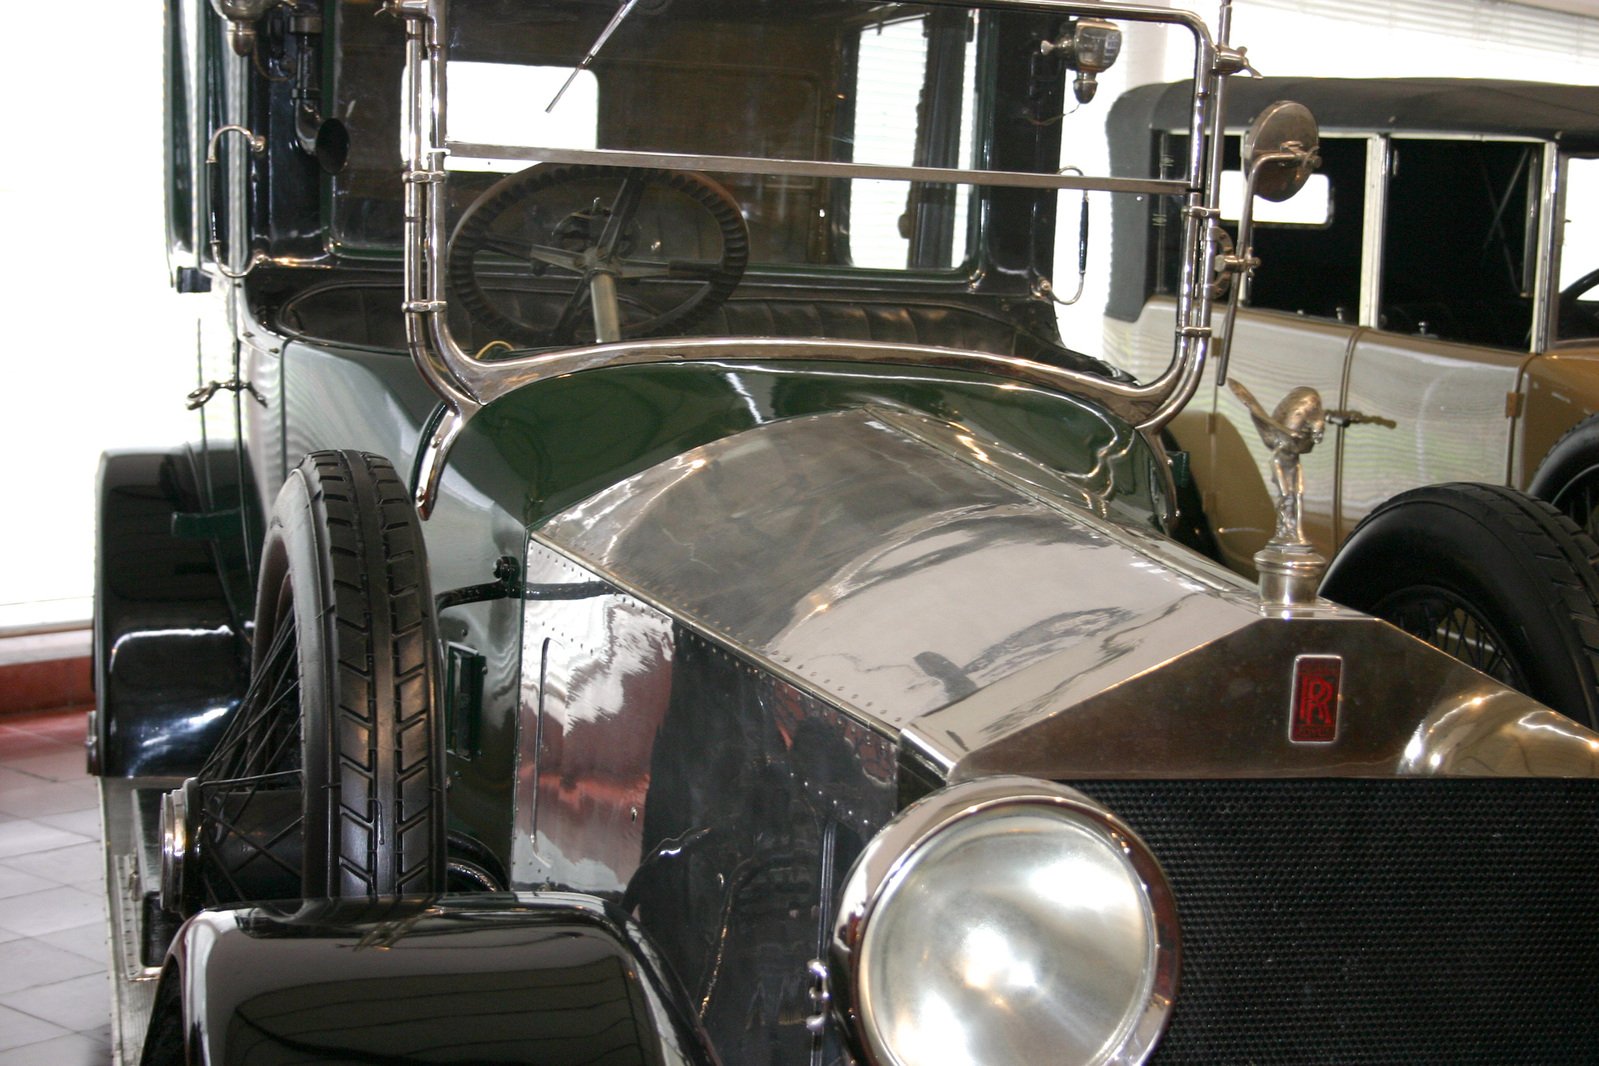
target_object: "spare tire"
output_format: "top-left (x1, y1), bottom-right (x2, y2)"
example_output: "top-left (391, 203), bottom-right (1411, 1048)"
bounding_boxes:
top-left (1321, 482), bottom-right (1599, 729)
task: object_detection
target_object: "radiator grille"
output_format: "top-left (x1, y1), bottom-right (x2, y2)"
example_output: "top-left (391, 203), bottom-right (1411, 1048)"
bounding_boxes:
top-left (1076, 779), bottom-right (1599, 1064)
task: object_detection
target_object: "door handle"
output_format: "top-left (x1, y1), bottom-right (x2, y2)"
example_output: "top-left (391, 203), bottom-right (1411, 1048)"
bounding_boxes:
top-left (1326, 409), bottom-right (1396, 429)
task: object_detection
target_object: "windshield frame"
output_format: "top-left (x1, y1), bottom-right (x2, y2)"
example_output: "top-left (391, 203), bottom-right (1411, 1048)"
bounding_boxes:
top-left (393, 0), bottom-right (1235, 516)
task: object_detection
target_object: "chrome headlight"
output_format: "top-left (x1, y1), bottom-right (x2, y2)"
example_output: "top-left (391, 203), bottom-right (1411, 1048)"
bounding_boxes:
top-left (830, 776), bottom-right (1178, 1066)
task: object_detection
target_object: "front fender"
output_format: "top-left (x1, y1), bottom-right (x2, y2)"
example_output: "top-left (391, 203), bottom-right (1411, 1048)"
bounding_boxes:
top-left (161, 893), bottom-right (716, 1066)
top-left (93, 447), bottom-right (254, 777)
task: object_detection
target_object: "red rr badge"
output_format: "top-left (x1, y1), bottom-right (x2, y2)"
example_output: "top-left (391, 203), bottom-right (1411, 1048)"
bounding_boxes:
top-left (1290, 655), bottom-right (1342, 744)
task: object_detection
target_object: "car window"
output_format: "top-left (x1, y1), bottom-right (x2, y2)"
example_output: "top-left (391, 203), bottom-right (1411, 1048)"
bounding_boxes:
top-left (337, 2), bottom-right (990, 273)
top-left (1557, 154), bottom-right (1599, 343)
top-left (1242, 136), bottom-right (1363, 324)
top-left (1380, 138), bottom-right (1540, 350)
top-left (1150, 134), bottom-right (1361, 324)
top-left (848, 16), bottom-right (978, 269)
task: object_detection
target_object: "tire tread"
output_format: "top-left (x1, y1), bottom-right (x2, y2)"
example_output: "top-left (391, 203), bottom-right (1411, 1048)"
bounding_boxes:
top-left (300, 450), bottom-right (443, 897)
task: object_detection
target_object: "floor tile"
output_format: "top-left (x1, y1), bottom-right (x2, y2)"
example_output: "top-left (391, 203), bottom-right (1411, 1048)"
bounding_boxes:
top-left (35, 925), bottom-right (106, 964)
top-left (0, 822), bottom-right (89, 862)
top-left (3, 843), bottom-right (102, 889)
top-left (0, 973), bottom-right (109, 1034)
top-left (0, 1003), bottom-right (67, 1052)
top-left (0, 712), bottom-right (108, 1060)
top-left (0, 780), bottom-right (97, 820)
top-left (4, 752), bottom-right (86, 785)
top-left (0, 939), bottom-right (101, 996)
top-left (0, 1031), bottom-right (111, 1066)
top-left (0, 733), bottom-right (75, 764)
top-left (0, 773), bottom-right (38, 794)
top-left (16, 714), bottom-right (89, 741)
top-left (0, 867), bottom-right (54, 901)
top-left (31, 809), bottom-right (100, 842)
top-left (0, 886), bottom-right (104, 938)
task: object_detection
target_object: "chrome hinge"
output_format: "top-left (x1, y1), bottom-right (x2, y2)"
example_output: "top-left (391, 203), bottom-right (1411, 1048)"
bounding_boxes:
top-left (187, 377), bottom-right (266, 410)
top-left (1214, 45), bottom-right (1261, 78)
top-left (804, 958), bottom-right (831, 1036)
top-left (1505, 391), bottom-right (1525, 419)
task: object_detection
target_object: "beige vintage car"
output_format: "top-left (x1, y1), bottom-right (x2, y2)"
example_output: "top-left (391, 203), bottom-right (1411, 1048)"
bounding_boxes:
top-left (1106, 78), bottom-right (1599, 719)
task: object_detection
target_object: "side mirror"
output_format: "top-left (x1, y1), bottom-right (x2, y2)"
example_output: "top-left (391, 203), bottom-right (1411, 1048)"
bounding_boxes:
top-left (1213, 101), bottom-right (1321, 384)
top-left (1242, 101), bottom-right (1320, 203)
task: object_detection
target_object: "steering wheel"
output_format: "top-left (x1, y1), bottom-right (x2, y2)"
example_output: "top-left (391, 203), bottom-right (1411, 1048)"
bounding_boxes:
top-left (1557, 266), bottom-right (1599, 342)
top-left (447, 164), bottom-right (750, 347)
top-left (1561, 266), bottom-right (1599, 308)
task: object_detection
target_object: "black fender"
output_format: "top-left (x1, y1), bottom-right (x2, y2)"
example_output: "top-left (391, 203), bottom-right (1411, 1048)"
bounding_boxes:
top-left (144, 894), bottom-right (718, 1066)
top-left (92, 446), bottom-right (255, 777)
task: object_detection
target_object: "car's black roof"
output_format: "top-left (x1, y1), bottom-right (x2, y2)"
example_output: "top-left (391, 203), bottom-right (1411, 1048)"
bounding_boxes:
top-left (1122, 77), bottom-right (1599, 150)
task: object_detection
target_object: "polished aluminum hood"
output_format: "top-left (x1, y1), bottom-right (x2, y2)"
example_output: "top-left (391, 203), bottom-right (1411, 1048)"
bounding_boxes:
top-left (537, 408), bottom-right (1599, 779)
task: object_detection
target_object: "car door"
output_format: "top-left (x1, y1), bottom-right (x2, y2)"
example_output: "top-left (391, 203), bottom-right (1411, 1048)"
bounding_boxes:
top-left (1340, 137), bottom-right (1543, 534)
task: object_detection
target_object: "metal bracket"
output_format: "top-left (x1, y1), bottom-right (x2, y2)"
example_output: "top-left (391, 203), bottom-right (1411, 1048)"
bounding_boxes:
top-left (187, 378), bottom-right (266, 410)
top-left (1214, 44), bottom-right (1261, 77)
top-left (379, 0), bottom-right (428, 17)
top-left (435, 556), bottom-right (613, 612)
top-left (804, 958), bottom-right (831, 1036)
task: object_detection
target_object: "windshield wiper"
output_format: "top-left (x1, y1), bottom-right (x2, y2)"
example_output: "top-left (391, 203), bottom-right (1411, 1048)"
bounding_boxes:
top-left (546, 0), bottom-right (644, 113)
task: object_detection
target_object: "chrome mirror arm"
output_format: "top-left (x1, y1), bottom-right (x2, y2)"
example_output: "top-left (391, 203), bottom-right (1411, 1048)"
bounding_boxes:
top-left (1212, 140), bottom-right (1319, 386)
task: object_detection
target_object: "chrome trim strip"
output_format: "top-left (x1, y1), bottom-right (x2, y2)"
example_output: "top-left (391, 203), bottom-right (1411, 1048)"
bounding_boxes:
top-left (1531, 141), bottom-right (1560, 356)
top-left (402, 335), bottom-right (1187, 426)
top-left (445, 142), bottom-right (1189, 196)
top-left (1359, 136), bottom-right (1389, 331)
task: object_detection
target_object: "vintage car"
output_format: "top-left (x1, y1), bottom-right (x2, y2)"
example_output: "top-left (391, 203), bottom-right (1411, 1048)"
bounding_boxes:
top-left (94, 1), bottom-right (1599, 1063)
top-left (1106, 77), bottom-right (1599, 721)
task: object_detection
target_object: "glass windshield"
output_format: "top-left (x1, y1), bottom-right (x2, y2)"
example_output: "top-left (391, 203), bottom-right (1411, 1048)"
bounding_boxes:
top-left (320, 0), bottom-right (1200, 365)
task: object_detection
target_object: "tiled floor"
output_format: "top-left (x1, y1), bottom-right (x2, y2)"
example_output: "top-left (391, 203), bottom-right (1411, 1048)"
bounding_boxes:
top-left (0, 710), bottom-right (112, 1066)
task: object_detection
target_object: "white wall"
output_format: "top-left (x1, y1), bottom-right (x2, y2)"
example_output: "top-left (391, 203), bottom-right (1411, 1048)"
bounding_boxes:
top-left (0, 7), bottom-right (201, 630)
top-left (1232, 0), bottom-right (1599, 83)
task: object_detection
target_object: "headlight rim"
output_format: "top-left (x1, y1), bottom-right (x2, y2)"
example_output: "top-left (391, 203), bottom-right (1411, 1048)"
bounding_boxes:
top-left (830, 774), bottom-right (1180, 1066)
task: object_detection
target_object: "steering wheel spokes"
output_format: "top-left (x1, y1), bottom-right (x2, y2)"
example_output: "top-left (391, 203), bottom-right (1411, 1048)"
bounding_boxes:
top-left (448, 164), bottom-right (750, 347)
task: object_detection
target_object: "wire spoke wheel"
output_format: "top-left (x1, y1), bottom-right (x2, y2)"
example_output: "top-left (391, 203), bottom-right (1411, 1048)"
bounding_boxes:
top-left (1376, 586), bottom-right (1526, 692)
top-left (168, 451), bottom-right (446, 914)
top-left (1323, 482), bottom-right (1599, 728)
top-left (1551, 469), bottom-right (1599, 541)
top-left (191, 589), bottom-right (305, 906)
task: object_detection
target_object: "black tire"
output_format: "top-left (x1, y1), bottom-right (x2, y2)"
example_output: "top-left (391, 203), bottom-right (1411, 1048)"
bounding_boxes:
top-left (1527, 413), bottom-right (1599, 539)
top-left (1321, 482), bottom-right (1599, 728)
top-left (186, 451), bottom-right (445, 909)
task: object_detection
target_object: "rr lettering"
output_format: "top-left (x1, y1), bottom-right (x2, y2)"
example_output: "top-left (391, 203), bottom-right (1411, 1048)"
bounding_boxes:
top-left (1290, 656), bottom-right (1342, 743)
top-left (1299, 675), bottom-right (1334, 724)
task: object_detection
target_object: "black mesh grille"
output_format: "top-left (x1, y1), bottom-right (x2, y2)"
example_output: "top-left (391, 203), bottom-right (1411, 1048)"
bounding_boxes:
top-left (1076, 779), bottom-right (1599, 1064)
